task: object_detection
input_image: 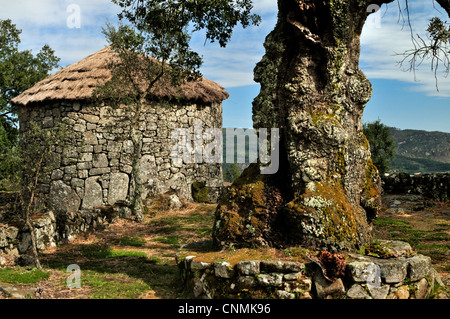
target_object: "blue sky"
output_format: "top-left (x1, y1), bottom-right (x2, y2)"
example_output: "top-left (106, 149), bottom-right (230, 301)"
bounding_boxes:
top-left (1, 0), bottom-right (449, 133)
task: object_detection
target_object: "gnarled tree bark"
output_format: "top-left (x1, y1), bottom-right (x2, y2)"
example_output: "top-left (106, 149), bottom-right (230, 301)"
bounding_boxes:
top-left (213, 0), bottom-right (395, 251)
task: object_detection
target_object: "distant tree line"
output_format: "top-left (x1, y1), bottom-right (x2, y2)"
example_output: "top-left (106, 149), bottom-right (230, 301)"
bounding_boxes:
top-left (0, 19), bottom-right (60, 191)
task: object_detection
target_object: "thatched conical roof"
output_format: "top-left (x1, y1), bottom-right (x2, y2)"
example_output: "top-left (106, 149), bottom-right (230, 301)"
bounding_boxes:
top-left (12, 47), bottom-right (229, 106)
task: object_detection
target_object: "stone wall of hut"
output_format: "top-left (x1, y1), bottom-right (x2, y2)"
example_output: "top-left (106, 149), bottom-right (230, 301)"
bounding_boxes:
top-left (18, 99), bottom-right (223, 214)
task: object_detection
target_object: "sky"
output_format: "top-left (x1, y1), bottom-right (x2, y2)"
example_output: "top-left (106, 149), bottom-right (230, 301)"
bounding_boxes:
top-left (1, 0), bottom-right (449, 133)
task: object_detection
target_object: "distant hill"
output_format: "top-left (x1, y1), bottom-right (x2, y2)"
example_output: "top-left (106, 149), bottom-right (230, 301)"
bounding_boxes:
top-left (221, 127), bottom-right (450, 178)
top-left (388, 127), bottom-right (450, 174)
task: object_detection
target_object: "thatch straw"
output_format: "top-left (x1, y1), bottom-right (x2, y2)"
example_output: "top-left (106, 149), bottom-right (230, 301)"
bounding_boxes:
top-left (12, 47), bottom-right (229, 106)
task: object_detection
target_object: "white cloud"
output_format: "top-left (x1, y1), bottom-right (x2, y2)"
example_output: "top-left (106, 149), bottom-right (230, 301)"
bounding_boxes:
top-left (0, 0), bottom-right (120, 66)
top-left (360, 0), bottom-right (450, 96)
top-left (4, 0), bottom-right (446, 97)
top-left (0, 0), bottom-right (119, 27)
top-left (252, 0), bottom-right (277, 14)
top-left (192, 10), bottom-right (277, 87)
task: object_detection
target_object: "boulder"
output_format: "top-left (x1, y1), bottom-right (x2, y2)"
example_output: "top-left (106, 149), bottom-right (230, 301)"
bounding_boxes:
top-left (377, 258), bottom-right (408, 284)
top-left (313, 271), bottom-right (345, 299)
top-left (407, 254), bottom-right (432, 281)
top-left (108, 173), bottom-right (129, 205)
top-left (346, 284), bottom-right (371, 299)
top-left (82, 177), bottom-right (103, 209)
top-left (236, 260), bottom-right (260, 275)
top-left (49, 180), bottom-right (81, 213)
top-left (168, 194), bottom-right (184, 209)
top-left (346, 261), bottom-right (379, 283)
top-left (256, 273), bottom-right (284, 287)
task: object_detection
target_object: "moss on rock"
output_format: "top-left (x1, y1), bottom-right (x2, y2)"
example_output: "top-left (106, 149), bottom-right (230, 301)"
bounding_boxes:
top-left (212, 163), bottom-right (286, 249)
top-left (285, 179), bottom-right (372, 251)
top-left (361, 158), bottom-right (382, 222)
top-left (192, 181), bottom-right (210, 203)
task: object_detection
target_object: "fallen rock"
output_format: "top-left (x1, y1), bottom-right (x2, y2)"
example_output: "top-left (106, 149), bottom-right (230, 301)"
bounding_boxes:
top-left (313, 271), bottom-right (345, 299)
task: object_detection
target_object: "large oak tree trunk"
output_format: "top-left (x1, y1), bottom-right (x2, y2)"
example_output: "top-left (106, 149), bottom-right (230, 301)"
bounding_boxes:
top-left (213, 0), bottom-right (394, 251)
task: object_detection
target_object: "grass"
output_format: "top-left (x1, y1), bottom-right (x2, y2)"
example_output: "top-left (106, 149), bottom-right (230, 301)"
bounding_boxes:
top-left (0, 201), bottom-right (217, 299)
top-left (154, 235), bottom-right (181, 247)
top-left (0, 267), bottom-right (50, 284)
top-left (112, 236), bottom-right (146, 247)
top-left (372, 199), bottom-right (450, 273)
top-left (0, 195), bottom-right (448, 298)
top-left (80, 271), bottom-right (150, 299)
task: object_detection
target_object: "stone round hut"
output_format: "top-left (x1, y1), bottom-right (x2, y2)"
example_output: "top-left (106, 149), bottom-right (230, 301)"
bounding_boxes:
top-left (12, 47), bottom-right (228, 215)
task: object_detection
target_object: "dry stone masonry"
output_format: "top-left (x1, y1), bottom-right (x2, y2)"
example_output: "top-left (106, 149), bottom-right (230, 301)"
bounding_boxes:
top-left (3, 47), bottom-right (228, 258)
top-left (382, 173), bottom-right (449, 202)
top-left (0, 209), bottom-right (115, 266)
top-left (18, 99), bottom-right (224, 211)
top-left (176, 240), bottom-right (445, 299)
top-left (12, 47), bottom-right (228, 217)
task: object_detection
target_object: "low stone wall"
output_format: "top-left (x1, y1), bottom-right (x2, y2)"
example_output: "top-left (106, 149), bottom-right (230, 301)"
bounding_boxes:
top-left (382, 173), bottom-right (449, 201)
top-left (176, 241), bottom-right (445, 299)
top-left (0, 208), bottom-right (116, 265)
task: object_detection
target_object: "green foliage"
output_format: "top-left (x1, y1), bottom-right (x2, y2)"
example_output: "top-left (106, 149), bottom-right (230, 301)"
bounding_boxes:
top-left (0, 19), bottom-right (60, 190)
top-left (363, 120), bottom-right (395, 175)
top-left (427, 17), bottom-right (450, 44)
top-left (223, 162), bottom-right (242, 182)
top-left (114, 0), bottom-right (261, 49)
top-left (0, 19), bottom-right (60, 128)
top-left (0, 122), bottom-right (20, 190)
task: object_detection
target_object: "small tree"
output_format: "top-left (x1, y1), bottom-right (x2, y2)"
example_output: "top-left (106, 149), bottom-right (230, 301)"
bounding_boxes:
top-left (94, 0), bottom-right (259, 220)
top-left (18, 121), bottom-right (68, 269)
top-left (93, 22), bottom-right (202, 221)
top-left (363, 120), bottom-right (396, 175)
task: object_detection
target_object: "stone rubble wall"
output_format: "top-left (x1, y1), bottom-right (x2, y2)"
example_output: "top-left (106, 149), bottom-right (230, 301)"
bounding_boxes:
top-left (382, 173), bottom-right (449, 202)
top-left (0, 208), bottom-right (116, 265)
top-left (18, 100), bottom-right (224, 214)
top-left (176, 241), bottom-right (445, 299)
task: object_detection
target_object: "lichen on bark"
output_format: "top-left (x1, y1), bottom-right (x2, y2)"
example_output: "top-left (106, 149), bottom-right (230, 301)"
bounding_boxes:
top-left (213, 0), bottom-right (394, 252)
